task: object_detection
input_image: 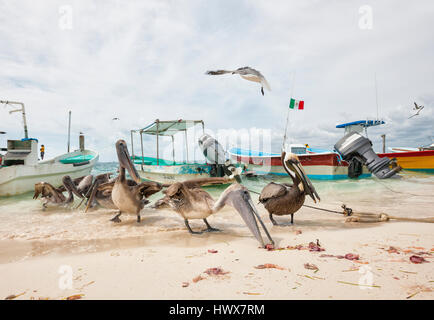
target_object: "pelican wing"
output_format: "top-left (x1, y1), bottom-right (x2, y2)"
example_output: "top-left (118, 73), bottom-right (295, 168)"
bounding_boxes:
top-left (182, 177), bottom-right (231, 189)
top-left (259, 182), bottom-right (287, 202)
top-left (33, 182), bottom-right (63, 202)
top-left (205, 70), bottom-right (233, 75)
top-left (135, 181), bottom-right (163, 198)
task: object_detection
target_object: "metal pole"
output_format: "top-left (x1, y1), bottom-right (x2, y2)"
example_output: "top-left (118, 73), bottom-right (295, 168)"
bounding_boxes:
top-left (140, 131), bottom-right (144, 171)
top-left (130, 130), bottom-right (134, 158)
top-left (67, 110), bottom-right (71, 152)
top-left (185, 129), bottom-right (189, 163)
top-left (156, 120), bottom-right (160, 165)
top-left (1, 100), bottom-right (29, 139)
top-left (171, 135), bottom-right (175, 163)
top-left (282, 72), bottom-right (296, 151)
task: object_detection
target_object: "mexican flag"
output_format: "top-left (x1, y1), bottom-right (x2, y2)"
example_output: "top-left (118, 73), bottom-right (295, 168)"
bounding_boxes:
top-left (289, 98), bottom-right (304, 110)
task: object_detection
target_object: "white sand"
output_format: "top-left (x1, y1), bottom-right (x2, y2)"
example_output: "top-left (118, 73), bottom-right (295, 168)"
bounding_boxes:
top-left (1, 212), bottom-right (433, 300)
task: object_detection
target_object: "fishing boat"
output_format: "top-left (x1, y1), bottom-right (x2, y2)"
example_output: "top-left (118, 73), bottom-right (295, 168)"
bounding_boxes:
top-left (130, 119), bottom-right (236, 184)
top-left (0, 100), bottom-right (99, 197)
top-left (336, 120), bottom-right (434, 174)
top-left (228, 145), bottom-right (371, 180)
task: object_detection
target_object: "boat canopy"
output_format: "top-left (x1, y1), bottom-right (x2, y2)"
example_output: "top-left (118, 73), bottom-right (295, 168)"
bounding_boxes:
top-left (130, 119), bottom-right (205, 166)
top-left (134, 119), bottom-right (204, 136)
top-left (336, 120), bottom-right (385, 136)
top-left (336, 120), bottom-right (385, 129)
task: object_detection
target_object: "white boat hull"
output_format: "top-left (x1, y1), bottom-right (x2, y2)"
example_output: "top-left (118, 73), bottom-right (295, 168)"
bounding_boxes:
top-left (135, 163), bottom-right (214, 184)
top-left (0, 150), bottom-right (98, 197)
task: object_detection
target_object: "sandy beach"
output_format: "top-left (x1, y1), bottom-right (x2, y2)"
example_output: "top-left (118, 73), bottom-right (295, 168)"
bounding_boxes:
top-left (1, 183), bottom-right (433, 300)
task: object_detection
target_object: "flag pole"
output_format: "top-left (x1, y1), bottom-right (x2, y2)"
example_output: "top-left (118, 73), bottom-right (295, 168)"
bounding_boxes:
top-left (282, 71), bottom-right (296, 152)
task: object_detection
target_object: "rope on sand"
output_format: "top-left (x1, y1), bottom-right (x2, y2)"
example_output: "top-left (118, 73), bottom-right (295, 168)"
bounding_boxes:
top-left (249, 187), bottom-right (434, 224)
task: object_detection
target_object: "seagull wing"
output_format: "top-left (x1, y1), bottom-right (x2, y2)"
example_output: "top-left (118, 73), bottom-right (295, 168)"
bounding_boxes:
top-left (261, 77), bottom-right (271, 91)
top-left (205, 70), bottom-right (233, 75)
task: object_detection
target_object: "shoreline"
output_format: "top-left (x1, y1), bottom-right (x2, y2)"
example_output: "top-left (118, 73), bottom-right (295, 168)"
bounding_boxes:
top-left (1, 218), bottom-right (433, 300)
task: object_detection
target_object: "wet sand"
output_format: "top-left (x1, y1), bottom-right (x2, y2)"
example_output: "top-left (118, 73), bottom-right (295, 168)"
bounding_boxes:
top-left (0, 172), bottom-right (433, 300)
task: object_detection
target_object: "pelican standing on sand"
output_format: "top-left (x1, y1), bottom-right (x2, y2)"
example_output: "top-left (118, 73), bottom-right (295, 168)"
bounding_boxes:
top-left (152, 178), bottom-right (274, 247)
top-left (259, 152), bottom-right (320, 226)
top-left (110, 140), bottom-right (163, 223)
top-left (205, 66), bottom-right (271, 96)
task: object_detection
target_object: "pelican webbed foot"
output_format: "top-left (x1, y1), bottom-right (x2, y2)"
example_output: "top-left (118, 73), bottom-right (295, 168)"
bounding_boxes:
top-left (269, 213), bottom-right (294, 226)
top-left (202, 219), bottom-right (221, 233)
top-left (110, 212), bottom-right (122, 223)
top-left (185, 219), bottom-right (203, 235)
top-left (137, 215), bottom-right (141, 223)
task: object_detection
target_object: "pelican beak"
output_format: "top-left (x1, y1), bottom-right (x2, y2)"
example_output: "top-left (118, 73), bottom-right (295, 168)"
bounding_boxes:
top-left (116, 139), bottom-right (141, 184)
top-left (62, 175), bottom-right (84, 199)
top-left (284, 154), bottom-right (320, 203)
top-left (228, 186), bottom-right (274, 247)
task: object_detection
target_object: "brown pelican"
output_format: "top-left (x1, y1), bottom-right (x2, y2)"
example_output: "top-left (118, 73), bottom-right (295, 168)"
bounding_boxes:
top-left (109, 139), bottom-right (163, 223)
top-left (152, 178), bottom-right (274, 247)
top-left (33, 175), bottom-right (82, 208)
top-left (205, 66), bottom-right (271, 96)
top-left (259, 152), bottom-right (320, 226)
top-left (59, 175), bottom-right (94, 198)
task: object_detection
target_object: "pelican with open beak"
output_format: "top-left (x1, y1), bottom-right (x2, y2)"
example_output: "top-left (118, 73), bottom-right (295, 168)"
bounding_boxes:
top-left (152, 178), bottom-right (274, 247)
top-left (259, 152), bottom-right (320, 226)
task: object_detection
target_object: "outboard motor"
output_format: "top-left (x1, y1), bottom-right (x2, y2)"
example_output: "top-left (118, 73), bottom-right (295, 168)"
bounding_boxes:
top-left (198, 134), bottom-right (241, 182)
top-left (334, 132), bottom-right (401, 179)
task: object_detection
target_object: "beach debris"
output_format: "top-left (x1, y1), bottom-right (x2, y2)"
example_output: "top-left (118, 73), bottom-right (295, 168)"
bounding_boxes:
top-left (387, 246), bottom-right (400, 254)
top-left (243, 292), bottom-right (262, 295)
top-left (295, 230), bottom-right (302, 235)
top-left (304, 263), bottom-right (319, 272)
top-left (342, 267), bottom-right (359, 272)
top-left (182, 282), bottom-right (190, 288)
top-left (337, 281), bottom-right (380, 288)
top-left (265, 243), bottom-right (275, 251)
top-left (410, 255), bottom-right (429, 264)
top-left (204, 267), bottom-right (229, 276)
top-left (406, 285), bottom-right (432, 299)
top-left (207, 249), bottom-right (218, 254)
top-left (399, 270), bottom-right (417, 274)
top-left (297, 274), bottom-right (324, 280)
top-left (192, 275), bottom-right (205, 283)
top-left (308, 240), bottom-right (325, 252)
top-left (66, 294), bottom-right (84, 300)
top-left (344, 253), bottom-right (360, 261)
top-left (255, 263), bottom-right (285, 270)
top-left (5, 292), bottom-right (26, 300)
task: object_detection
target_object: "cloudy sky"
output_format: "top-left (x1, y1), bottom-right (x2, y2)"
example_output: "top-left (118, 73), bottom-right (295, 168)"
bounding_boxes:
top-left (0, 0), bottom-right (433, 161)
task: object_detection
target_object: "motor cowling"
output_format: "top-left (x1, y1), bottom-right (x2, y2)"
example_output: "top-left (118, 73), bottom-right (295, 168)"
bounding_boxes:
top-left (198, 134), bottom-right (241, 181)
top-left (334, 132), bottom-right (401, 179)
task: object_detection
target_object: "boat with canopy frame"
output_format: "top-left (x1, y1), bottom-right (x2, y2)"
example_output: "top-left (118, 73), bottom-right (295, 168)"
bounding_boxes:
top-left (130, 119), bottom-right (231, 183)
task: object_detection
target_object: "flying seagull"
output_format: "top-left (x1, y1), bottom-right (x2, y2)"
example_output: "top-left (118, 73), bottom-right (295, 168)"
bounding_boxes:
top-left (409, 102), bottom-right (424, 119)
top-left (112, 117), bottom-right (120, 121)
top-left (205, 66), bottom-right (271, 96)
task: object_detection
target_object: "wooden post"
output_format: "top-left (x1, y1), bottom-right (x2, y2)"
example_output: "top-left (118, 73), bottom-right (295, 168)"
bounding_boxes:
top-left (381, 134), bottom-right (386, 153)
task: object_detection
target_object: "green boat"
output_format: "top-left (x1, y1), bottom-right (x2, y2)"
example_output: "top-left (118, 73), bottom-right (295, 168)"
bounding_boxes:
top-left (130, 119), bottom-right (233, 184)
